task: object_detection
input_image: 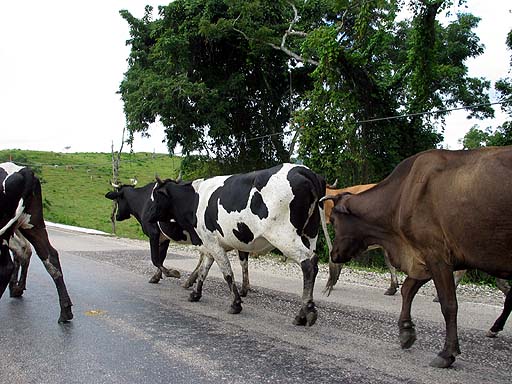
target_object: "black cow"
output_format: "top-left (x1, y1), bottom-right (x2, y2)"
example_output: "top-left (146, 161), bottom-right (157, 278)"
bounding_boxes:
top-left (105, 182), bottom-right (183, 283)
top-left (145, 163), bottom-right (325, 325)
top-left (105, 182), bottom-right (253, 295)
top-left (0, 162), bottom-right (73, 323)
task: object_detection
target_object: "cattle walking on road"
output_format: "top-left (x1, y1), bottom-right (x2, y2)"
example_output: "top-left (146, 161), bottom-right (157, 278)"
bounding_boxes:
top-left (146, 163), bottom-right (325, 326)
top-left (325, 147), bottom-right (512, 368)
top-left (0, 162), bottom-right (73, 323)
top-left (106, 182), bottom-right (183, 283)
top-left (105, 182), bottom-right (253, 295)
top-left (323, 183), bottom-right (510, 302)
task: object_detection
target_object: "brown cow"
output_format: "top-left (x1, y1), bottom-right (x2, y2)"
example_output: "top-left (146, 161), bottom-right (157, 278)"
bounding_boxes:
top-left (326, 147), bottom-right (512, 368)
top-left (323, 183), bottom-right (400, 296)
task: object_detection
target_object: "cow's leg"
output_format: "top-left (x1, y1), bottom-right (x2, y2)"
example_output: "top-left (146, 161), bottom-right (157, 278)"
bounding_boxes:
top-left (158, 239), bottom-right (180, 279)
top-left (0, 243), bottom-right (14, 299)
top-left (9, 253), bottom-right (21, 296)
top-left (189, 254), bottom-right (213, 302)
top-left (211, 251), bottom-right (243, 314)
top-left (21, 227), bottom-right (73, 323)
top-left (383, 250), bottom-right (399, 296)
top-left (238, 251), bottom-right (250, 297)
top-left (398, 276), bottom-right (429, 350)
top-left (149, 237), bottom-right (179, 283)
top-left (183, 252), bottom-right (204, 289)
top-left (428, 262), bottom-right (460, 368)
top-left (9, 232), bottom-right (32, 297)
top-left (293, 254), bottom-right (319, 327)
top-left (433, 269), bottom-right (466, 303)
top-left (496, 278), bottom-right (510, 296)
top-left (486, 287), bottom-right (512, 337)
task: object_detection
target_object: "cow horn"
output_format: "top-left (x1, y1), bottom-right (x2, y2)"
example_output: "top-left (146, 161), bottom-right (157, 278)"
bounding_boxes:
top-left (176, 170), bottom-right (182, 183)
top-left (111, 181), bottom-right (121, 188)
top-left (326, 179), bottom-right (338, 189)
top-left (320, 194), bottom-right (338, 202)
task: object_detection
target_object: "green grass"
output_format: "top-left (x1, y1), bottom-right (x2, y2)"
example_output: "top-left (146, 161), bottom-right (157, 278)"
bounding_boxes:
top-left (0, 149), bottom-right (181, 239)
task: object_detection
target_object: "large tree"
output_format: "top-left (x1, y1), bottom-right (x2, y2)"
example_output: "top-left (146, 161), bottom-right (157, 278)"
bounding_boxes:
top-left (120, 0), bottom-right (493, 181)
top-left (294, 0), bottom-right (493, 183)
top-left (120, 1), bottom-right (307, 173)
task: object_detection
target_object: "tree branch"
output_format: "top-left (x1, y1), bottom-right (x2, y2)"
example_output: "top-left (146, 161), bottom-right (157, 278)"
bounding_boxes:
top-left (233, 2), bottom-right (319, 67)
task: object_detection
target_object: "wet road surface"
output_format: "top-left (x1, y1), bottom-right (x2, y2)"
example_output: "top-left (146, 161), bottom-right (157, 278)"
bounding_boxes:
top-left (0, 227), bottom-right (510, 383)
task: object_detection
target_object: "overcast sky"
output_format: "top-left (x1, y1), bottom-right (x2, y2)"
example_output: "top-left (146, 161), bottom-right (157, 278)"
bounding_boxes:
top-left (0, 1), bottom-right (510, 154)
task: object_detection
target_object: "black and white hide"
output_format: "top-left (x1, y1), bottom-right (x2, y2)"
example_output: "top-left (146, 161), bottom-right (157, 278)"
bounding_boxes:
top-left (0, 162), bottom-right (73, 323)
top-left (146, 163), bottom-right (325, 326)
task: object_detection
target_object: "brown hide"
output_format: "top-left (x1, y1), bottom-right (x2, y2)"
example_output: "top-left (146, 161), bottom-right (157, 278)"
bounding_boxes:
top-left (324, 183), bottom-right (376, 222)
top-left (329, 147), bottom-right (512, 368)
top-left (331, 147), bottom-right (512, 279)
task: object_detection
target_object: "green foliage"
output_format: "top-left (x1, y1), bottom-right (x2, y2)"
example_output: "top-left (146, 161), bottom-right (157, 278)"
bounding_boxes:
top-left (120, 0), bottom-right (297, 173)
top-left (297, 0), bottom-right (492, 186)
top-left (0, 149), bottom-right (180, 239)
top-left (180, 155), bottom-right (224, 180)
top-left (461, 124), bottom-right (512, 149)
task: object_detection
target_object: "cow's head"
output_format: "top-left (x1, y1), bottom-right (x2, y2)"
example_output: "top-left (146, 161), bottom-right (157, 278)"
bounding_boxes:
top-left (323, 193), bottom-right (367, 264)
top-left (105, 185), bottom-right (135, 221)
top-left (145, 178), bottom-right (177, 224)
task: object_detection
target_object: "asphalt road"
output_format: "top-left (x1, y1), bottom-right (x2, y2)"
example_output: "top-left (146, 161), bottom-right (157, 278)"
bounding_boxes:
top-left (0, 226), bottom-right (510, 384)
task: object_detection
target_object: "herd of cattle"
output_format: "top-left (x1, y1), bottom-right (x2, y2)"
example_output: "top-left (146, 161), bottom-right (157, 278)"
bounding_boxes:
top-left (1, 146), bottom-right (512, 369)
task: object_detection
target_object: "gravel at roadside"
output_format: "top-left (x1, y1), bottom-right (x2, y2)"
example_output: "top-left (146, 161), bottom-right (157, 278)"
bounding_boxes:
top-left (95, 236), bottom-right (507, 308)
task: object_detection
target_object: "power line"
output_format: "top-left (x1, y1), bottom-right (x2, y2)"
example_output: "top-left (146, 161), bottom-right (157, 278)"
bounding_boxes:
top-left (248, 98), bottom-right (512, 142)
top-left (355, 99), bottom-right (510, 124)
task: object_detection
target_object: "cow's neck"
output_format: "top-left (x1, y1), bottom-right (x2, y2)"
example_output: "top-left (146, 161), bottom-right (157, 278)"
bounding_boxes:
top-left (349, 181), bottom-right (403, 257)
top-left (127, 186), bottom-right (151, 223)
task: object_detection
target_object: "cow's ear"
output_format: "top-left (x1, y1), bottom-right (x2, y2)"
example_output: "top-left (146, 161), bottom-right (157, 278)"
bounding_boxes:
top-left (105, 191), bottom-right (120, 200)
top-left (333, 204), bottom-right (351, 215)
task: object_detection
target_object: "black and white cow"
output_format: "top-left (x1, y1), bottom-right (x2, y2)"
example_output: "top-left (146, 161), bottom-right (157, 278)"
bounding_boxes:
top-left (105, 182), bottom-right (183, 283)
top-left (105, 182), bottom-right (253, 295)
top-left (0, 162), bottom-right (73, 322)
top-left (146, 163), bottom-right (325, 326)
top-left (8, 229), bottom-right (32, 297)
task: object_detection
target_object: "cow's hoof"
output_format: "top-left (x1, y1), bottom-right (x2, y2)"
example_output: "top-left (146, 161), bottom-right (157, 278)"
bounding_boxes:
top-left (58, 306), bottom-right (74, 323)
top-left (188, 291), bottom-right (201, 302)
top-left (293, 314), bottom-right (307, 326)
top-left (429, 354), bottom-right (455, 368)
top-left (486, 329), bottom-right (499, 338)
top-left (399, 322), bottom-right (416, 349)
top-left (384, 287), bottom-right (397, 296)
top-left (306, 310), bottom-right (318, 326)
top-left (9, 286), bottom-right (24, 298)
top-left (164, 269), bottom-right (181, 278)
top-left (228, 303), bottom-right (242, 314)
top-left (182, 279), bottom-right (195, 289)
top-left (148, 275), bottom-right (161, 284)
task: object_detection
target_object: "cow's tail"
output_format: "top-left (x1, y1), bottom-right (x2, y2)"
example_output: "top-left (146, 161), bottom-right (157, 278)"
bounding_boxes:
top-left (307, 170), bottom-right (342, 295)
top-left (319, 199), bottom-right (343, 297)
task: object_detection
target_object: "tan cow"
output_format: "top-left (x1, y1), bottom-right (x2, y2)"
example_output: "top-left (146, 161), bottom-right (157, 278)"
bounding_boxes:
top-left (326, 147), bottom-right (512, 368)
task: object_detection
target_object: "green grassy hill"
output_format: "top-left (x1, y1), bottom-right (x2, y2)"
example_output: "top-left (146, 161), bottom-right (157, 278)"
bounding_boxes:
top-left (0, 149), bottom-right (181, 239)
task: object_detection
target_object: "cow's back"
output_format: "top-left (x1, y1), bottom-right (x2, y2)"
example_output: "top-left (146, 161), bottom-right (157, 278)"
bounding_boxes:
top-left (195, 164), bottom-right (324, 254)
top-left (396, 147), bottom-right (512, 274)
top-left (0, 163), bottom-right (33, 236)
